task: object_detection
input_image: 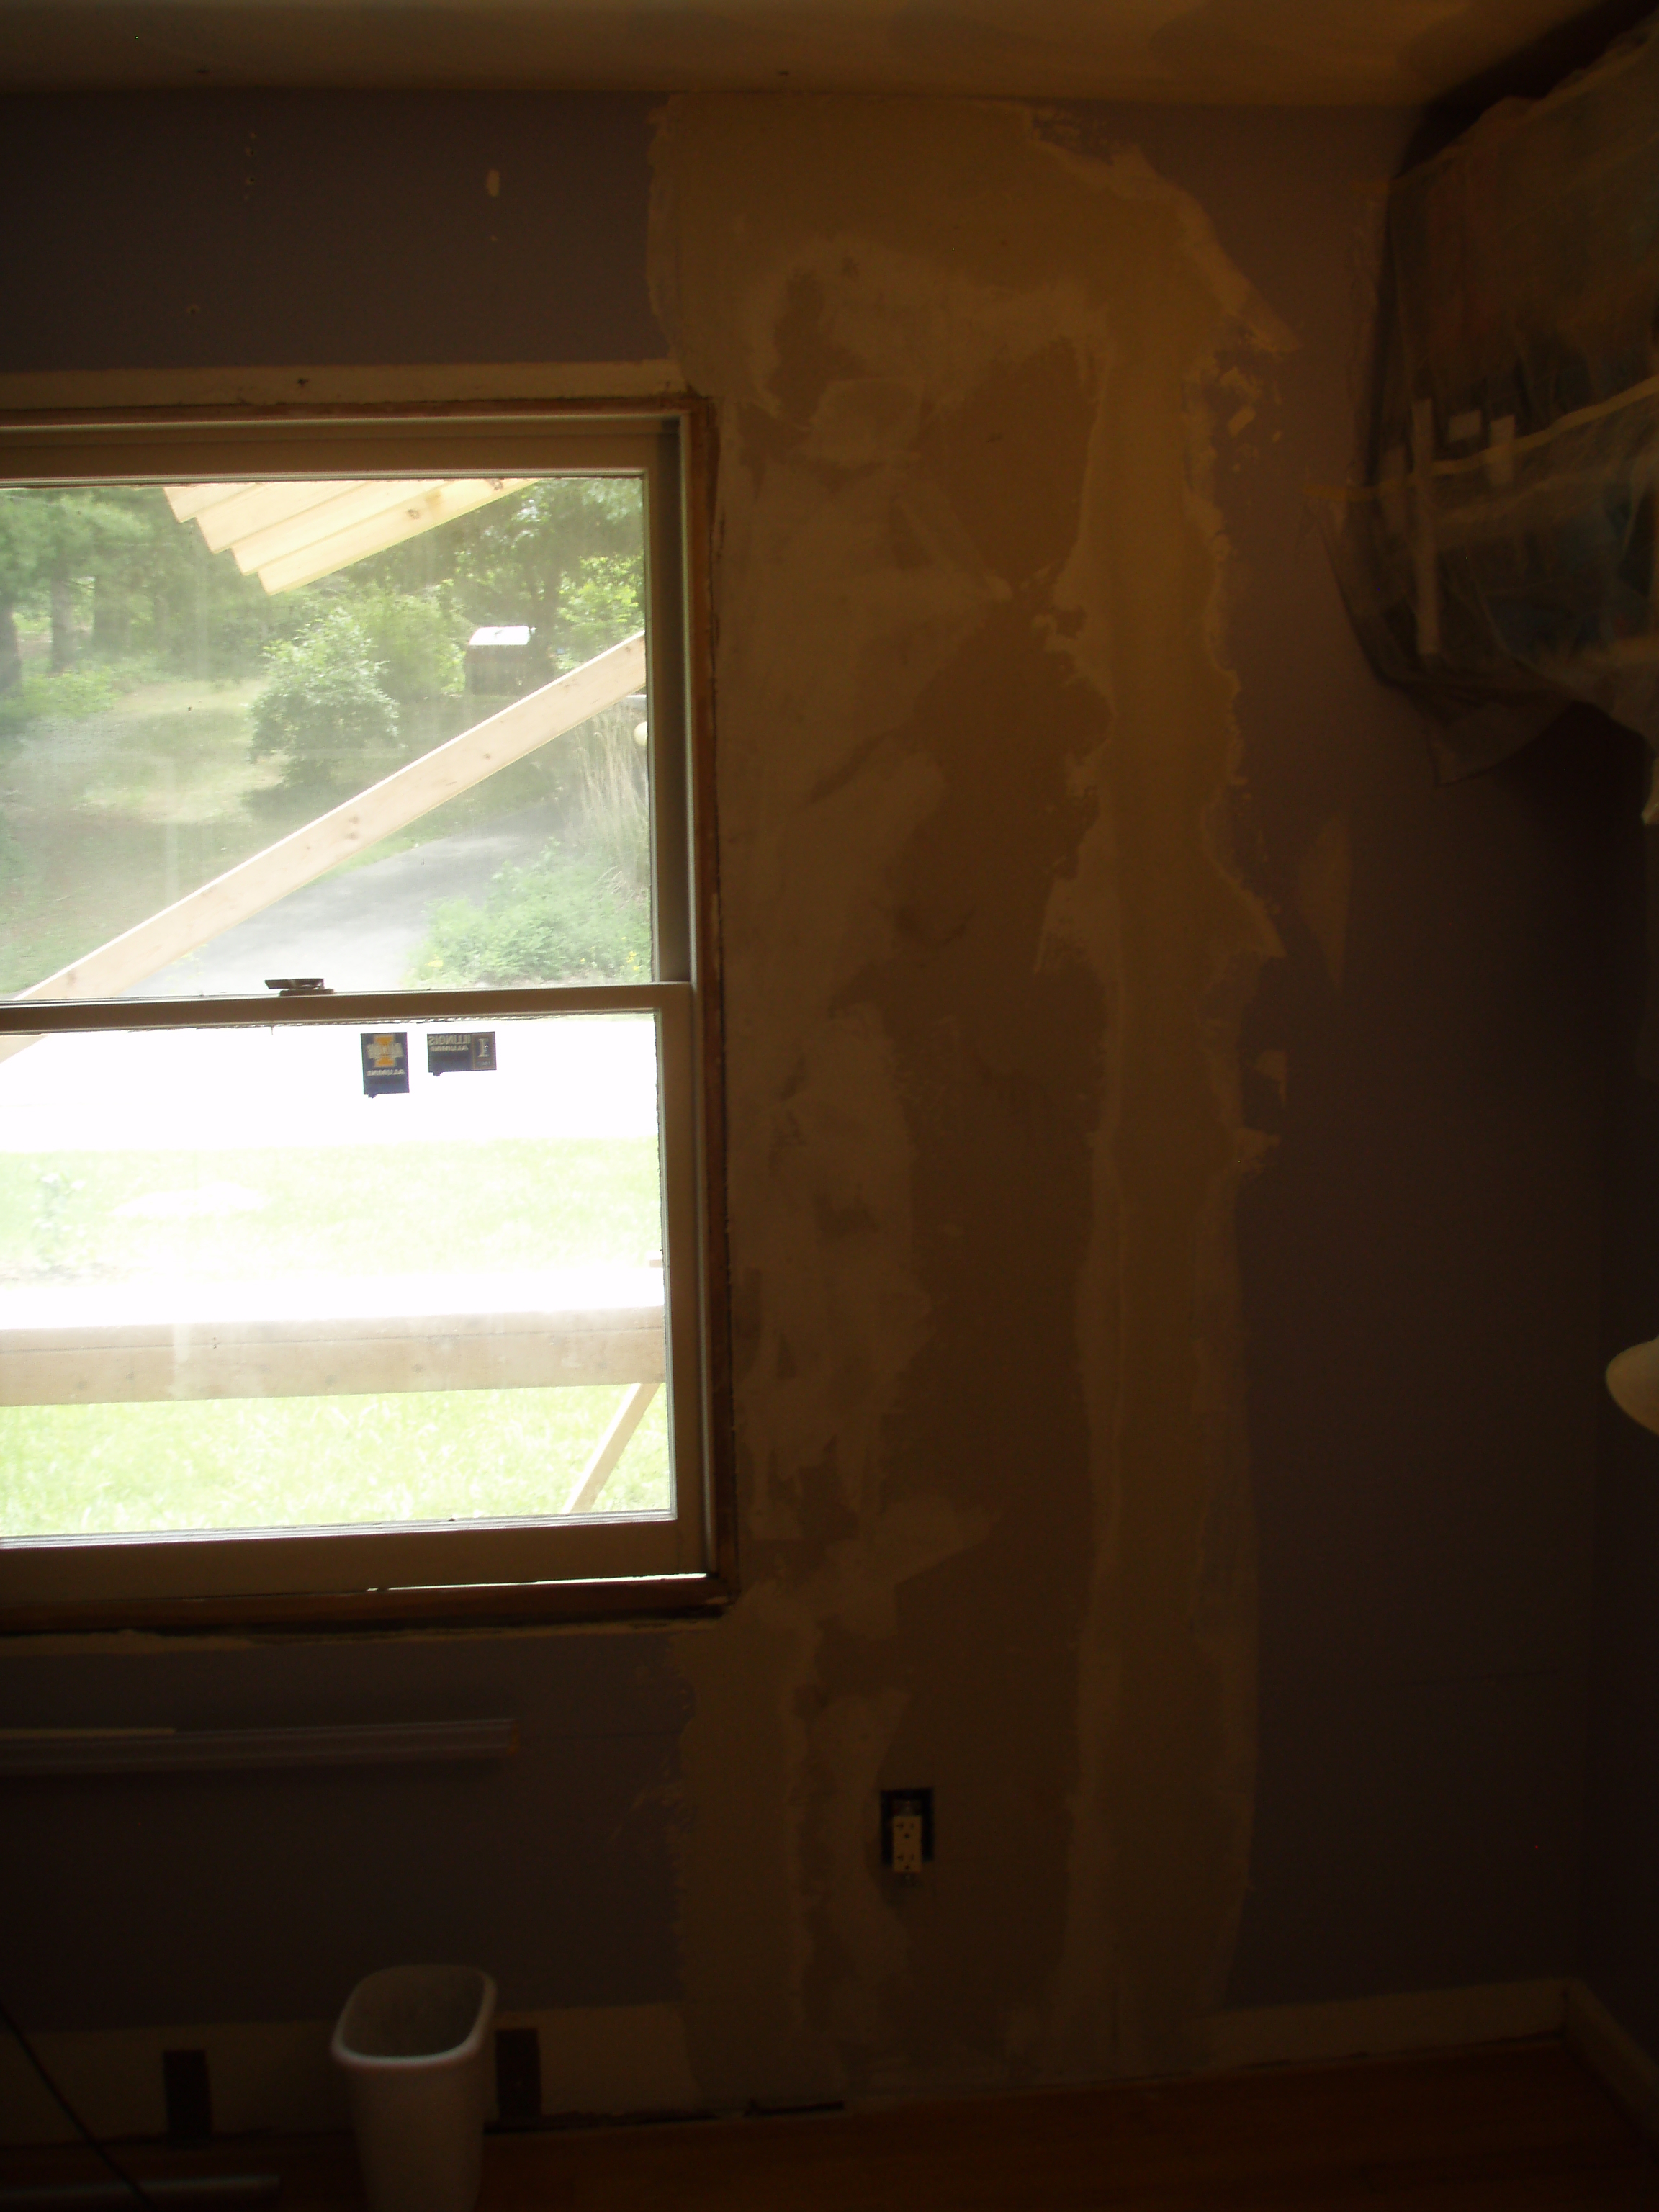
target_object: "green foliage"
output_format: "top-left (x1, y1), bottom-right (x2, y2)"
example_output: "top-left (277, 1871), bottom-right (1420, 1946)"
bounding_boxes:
top-left (575, 708), bottom-right (651, 897)
top-left (560, 552), bottom-right (644, 664)
top-left (0, 488), bottom-right (49, 602)
top-left (0, 1136), bottom-right (660, 1285)
top-left (249, 606), bottom-right (399, 788)
top-left (0, 665), bottom-right (122, 735)
top-left (0, 1382), bottom-right (669, 1537)
top-left (416, 478), bottom-right (646, 678)
top-left (353, 587), bottom-right (465, 704)
top-left (418, 852), bottom-right (649, 987)
top-left (0, 486), bottom-right (278, 697)
top-left (17, 489), bottom-right (151, 597)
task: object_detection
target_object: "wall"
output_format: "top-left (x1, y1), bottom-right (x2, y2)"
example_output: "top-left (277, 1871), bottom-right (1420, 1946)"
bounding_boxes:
top-left (0, 88), bottom-right (1628, 2122)
top-left (1581, 798), bottom-right (1659, 2064)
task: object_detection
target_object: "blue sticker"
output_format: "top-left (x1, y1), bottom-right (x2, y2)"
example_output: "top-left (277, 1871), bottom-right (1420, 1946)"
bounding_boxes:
top-left (361, 1031), bottom-right (410, 1097)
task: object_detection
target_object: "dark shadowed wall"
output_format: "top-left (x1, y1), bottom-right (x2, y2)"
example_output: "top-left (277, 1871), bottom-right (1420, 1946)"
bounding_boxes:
top-left (1582, 802), bottom-right (1659, 2064)
top-left (0, 88), bottom-right (1634, 2119)
top-left (0, 92), bottom-right (662, 371)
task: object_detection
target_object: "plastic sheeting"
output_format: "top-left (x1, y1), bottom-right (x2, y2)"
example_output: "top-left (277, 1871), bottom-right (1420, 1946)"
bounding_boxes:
top-left (1334, 14), bottom-right (1659, 799)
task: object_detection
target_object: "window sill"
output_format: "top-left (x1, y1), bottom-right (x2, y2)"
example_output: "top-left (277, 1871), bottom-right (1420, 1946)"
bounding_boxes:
top-left (0, 1570), bottom-right (734, 1642)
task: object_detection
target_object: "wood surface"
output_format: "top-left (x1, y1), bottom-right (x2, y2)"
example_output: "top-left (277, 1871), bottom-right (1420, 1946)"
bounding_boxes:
top-left (0, 1305), bottom-right (665, 1405)
top-left (683, 396), bottom-right (740, 1597)
top-left (3, 2042), bottom-right (1654, 2208)
top-left (563, 1380), bottom-right (660, 1514)
top-left (255, 480), bottom-right (534, 593)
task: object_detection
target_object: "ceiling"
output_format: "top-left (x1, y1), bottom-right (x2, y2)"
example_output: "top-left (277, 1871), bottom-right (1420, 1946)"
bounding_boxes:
top-left (0, 0), bottom-right (1628, 102)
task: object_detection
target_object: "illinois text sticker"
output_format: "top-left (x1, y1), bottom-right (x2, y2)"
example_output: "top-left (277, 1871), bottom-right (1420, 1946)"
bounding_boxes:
top-left (427, 1031), bottom-right (497, 1075)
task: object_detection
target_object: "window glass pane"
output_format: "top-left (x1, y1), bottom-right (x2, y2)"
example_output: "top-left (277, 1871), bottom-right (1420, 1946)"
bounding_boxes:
top-left (0, 1011), bottom-right (671, 1536)
top-left (0, 479), bottom-right (652, 1001)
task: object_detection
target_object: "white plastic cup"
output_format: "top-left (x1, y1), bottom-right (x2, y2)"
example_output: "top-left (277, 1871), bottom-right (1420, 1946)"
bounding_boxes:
top-left (331, 1965), bottom-right (498, 2212)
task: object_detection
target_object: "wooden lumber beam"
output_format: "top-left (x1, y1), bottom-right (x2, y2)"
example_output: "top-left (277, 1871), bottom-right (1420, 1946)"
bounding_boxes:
top-left (0, 1300), bottom-right (665, 1405)
top-left (168, 476), bottom-right (531, 588)
top-left (229, 480), bottom-right (442, 572)
top-left (562, 1380), bottom-right (660, 1514)
top-left (162, 482), bottom-right (248, 522)
top-left (194, 478), bottom-right (369, 553)
top-left (257, 477), bottom-right (531, 593)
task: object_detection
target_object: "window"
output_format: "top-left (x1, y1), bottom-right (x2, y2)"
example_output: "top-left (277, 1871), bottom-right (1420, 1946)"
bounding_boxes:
top-left (0, 405), bottom-right (729, 1633)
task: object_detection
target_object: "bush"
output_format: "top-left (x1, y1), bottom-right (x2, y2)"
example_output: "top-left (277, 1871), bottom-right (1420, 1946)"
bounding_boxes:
top-left (250, 607), bottom-right (398, 788)
top-left (0, 665), bottom-right (122, 735)
top-left (355, 589), bottom-right (464, 705)
top-left (415, 852), bottom-right (649, 986)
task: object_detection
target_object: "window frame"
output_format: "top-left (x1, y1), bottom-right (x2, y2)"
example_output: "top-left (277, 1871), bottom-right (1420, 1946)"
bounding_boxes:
top-left (0, 398), bottom-right (734, 1638)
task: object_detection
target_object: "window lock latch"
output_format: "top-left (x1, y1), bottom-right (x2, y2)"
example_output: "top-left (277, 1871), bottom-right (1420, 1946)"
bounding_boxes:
top-left (264, 978), bottom-right (334, 997)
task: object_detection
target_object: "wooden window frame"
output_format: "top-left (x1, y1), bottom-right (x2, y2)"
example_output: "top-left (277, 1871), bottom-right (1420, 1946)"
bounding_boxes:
top-left (0, 397), bottom-right (734, 1638)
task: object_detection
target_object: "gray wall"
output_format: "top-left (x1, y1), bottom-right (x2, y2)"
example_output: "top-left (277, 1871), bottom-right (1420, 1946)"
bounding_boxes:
top-left (0, 89), bottom-right (1632, 2097)
top-left (1233, 706), bottom-right (1635, 2002)
top-left (1581, 804), bottom-right (1659, 2059)
top-left (0, 91), bottom-right (662, 372)
top-left (1113, 109), bottom-right (1629, 2008)
top-left (3, 1638), bottom-right (688, 2024)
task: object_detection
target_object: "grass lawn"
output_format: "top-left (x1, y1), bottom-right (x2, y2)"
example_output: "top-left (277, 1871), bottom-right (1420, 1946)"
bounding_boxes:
top-left (0, 1137), bottom-right (663, 1282)
top-left (0, 1135), bottom-right (670, 1537)
top-left (0, 1382), bottom-right (669, 1537)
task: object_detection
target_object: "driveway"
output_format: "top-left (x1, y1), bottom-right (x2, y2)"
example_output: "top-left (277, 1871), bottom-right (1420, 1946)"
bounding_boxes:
top-left (138, 801), bottom-right (565, 997)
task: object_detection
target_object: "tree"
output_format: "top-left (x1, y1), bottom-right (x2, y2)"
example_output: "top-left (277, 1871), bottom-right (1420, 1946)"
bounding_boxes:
top-left (0, 490), bottom-right (47, 695)
top-left (559, 552), bottom-right (645, 665)
top-left (0, 488), bottom-right (176, 694)
top-left (30, 490), bottom-right (150, 671)
top-left (444, 480), bottom-right (644, 681)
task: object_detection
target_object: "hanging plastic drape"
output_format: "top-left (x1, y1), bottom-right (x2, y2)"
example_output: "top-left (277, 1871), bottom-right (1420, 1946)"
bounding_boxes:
top-left (1334, 14), bottom-right (1659, 801)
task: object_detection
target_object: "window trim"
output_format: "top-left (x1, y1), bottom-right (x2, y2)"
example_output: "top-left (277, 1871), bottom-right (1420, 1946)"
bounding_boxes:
top-left (0, 399), bottom-right (734, 1639)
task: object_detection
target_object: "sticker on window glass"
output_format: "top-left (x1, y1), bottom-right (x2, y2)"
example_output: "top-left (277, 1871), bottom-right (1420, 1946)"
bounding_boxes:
top-left (426, 1031), bottom-right (497, 1076)
top-left (361, 1031), bottom-right (410, 1097)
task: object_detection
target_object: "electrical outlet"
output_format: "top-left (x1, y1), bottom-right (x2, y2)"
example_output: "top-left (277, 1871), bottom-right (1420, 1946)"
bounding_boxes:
top-left (881, 1786), bottom-right (934, 1878)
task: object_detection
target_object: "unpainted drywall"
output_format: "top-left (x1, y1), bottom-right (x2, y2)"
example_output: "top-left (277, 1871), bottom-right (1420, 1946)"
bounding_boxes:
top-left (652, 95), bottom-right (1286, 2092)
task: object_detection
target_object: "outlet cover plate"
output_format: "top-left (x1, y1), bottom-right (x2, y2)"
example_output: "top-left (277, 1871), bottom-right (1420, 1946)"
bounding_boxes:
top-left (880, 1786), bottom-right (934, 1869)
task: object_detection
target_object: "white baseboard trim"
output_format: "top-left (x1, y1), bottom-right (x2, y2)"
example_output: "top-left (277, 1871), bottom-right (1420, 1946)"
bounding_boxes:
top-left (0, 2002), bottom-right (698, 2148)
top-left (1565, 1979), bottom-right (1659, 2141)
top-left (1204, 1978), bottom-right (1568, 2072)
